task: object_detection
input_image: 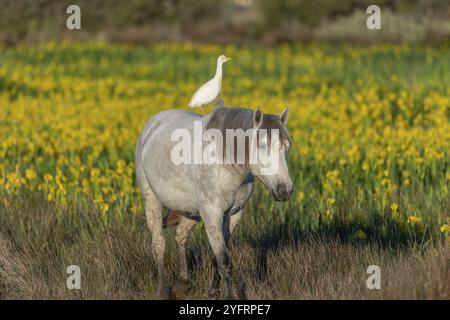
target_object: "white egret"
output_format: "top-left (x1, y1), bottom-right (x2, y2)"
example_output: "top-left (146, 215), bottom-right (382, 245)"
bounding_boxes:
top-left (188, 54), bottom-right (231, 113)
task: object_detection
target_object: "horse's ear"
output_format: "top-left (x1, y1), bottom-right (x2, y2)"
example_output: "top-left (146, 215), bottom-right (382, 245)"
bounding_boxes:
top-left (253, 107), bottom-right (264, 128)
top-left (280, 107), bottom-right (288, 125)
top-left (214, 99), bottom-right (225, 110)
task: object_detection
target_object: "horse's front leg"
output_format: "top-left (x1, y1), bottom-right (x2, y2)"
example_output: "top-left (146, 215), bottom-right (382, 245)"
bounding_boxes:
top-left (208, 256), bottom-right (221, 298)
top-left (202, 210), bottom-right (234, 300)
top-left (208, 210), bottom-right (244, 298)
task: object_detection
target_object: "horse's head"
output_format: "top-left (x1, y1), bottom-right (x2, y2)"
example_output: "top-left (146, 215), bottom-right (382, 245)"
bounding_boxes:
top-left (249, 108), bottom-right (293, 201)
top-left (205, 103), bottom-right (294, 201)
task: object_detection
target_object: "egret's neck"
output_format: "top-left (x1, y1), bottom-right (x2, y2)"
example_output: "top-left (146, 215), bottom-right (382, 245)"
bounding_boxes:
top-left (214, 61), bottom-right (223, 81)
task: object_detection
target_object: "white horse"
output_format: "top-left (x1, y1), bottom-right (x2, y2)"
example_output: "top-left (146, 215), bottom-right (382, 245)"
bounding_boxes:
top-left (135, 100), bottom-right (293, 299)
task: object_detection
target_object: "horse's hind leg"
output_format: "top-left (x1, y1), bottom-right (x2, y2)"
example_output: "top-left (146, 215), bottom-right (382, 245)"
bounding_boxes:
top-left (171, 215), bottom-right (198, 299)
top-left (142, 187), bottom-right (168, 299)
top-left (176, 216), bottom-right (198, 281)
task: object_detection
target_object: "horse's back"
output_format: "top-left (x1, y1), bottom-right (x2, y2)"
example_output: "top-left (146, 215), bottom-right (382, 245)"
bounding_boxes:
top-left (137, 109), bottom-right (202, 153)
top-left (139, 109), bottom-right (200, 141)
top-left (150, 109), bottom-right (202, 123)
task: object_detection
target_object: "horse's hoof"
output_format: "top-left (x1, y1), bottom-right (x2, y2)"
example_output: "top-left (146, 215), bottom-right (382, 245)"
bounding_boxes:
top-left (157, 287), bottom-right (171, 300)
top-left (237, 277), bottom-right (247, 300)
top-left (224, 294), bottom-right (236, 300)
top-left (237, 291), bottom-right (247, 300)
top-left (208, 288), bottom-right (220, 300)
top-left (171, 279), bottom-right (191, 300)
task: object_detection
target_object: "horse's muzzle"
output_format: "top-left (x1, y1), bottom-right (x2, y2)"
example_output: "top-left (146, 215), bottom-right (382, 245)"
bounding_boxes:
top-left (272, 184), bottom-right (293, 201)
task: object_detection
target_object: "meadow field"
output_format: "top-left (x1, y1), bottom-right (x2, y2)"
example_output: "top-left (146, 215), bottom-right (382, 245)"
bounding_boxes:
top-left (0, 42), bottom-right (449, 299)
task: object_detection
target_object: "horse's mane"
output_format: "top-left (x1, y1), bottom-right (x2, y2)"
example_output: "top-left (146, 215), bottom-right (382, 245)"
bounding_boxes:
top-left (206, 100), bottom-right (291, 145)
top-left (205, 100), bottom-right (291, 165)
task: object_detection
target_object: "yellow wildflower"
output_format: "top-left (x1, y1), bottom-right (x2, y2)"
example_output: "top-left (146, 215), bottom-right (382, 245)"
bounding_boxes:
top-left (296, 191), bottom-right (305, 203)
top-left (390, 203), bottom-right (399, 212)
top-left (25, 168), bottom-right (37, 181)
top-left (440, 224), bottom-right (450, 234)
top-left (407, 215), bottom-right (422, 225)
top-left (354, 230), bottom-right (367, 240)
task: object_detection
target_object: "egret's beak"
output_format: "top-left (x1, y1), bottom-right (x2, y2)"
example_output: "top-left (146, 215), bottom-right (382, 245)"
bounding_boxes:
top-left (224, 56), bottom-right (231, 62)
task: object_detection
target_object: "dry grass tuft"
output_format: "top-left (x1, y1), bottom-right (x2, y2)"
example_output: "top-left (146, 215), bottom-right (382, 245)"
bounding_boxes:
top-left (0, 195), bottom-right (448, 300)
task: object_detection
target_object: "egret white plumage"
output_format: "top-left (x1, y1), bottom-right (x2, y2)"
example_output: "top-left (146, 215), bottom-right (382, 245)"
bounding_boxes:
top-left (188, 54), bottom-right (231, 113)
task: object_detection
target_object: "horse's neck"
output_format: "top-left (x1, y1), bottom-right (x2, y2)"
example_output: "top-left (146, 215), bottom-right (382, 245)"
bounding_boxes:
top-left (219, 165), bottom-right (251, 192)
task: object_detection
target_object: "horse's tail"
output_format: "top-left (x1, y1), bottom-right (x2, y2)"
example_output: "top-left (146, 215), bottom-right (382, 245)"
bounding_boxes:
top-left (162, 210), bottom-right (183, 228)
